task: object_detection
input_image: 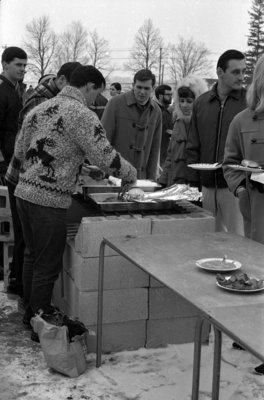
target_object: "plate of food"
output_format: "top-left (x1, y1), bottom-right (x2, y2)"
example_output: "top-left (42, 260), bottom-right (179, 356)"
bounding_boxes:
top-left (188, 163), bottom-right (222, 171)
top-left (227, 159), bottom-right (264, 173)
top-left (196, 257), bottom-right (241, 272)
top-left (216, 273), bottom-right (264, 292)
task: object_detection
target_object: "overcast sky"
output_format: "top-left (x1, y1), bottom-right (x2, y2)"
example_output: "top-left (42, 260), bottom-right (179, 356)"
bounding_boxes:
top-left (0, 0), bottom-right (252, 81)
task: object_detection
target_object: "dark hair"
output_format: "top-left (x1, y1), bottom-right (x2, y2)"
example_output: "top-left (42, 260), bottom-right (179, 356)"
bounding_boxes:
top-left (57, 62), bottom-right (82, 82)
top-left (1, 46), bottom-right (27, 63)
top-left (111, 82), bottom-right (122, 91)
top-left (178, 86), bottom-right (195, 99)
top-left (69, 65), bottom-right (105, 89)
top-left (217, 50), bottom-right (245, 72)
top-left (133, 69), bottom-right (156, 86)
top-left (155, 84), bottom-right (172, 98)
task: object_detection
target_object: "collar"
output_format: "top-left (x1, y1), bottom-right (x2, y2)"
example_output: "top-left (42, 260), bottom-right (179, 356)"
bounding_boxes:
top-left (209, 83), bottom-right (244, 102)
top-left (0, 74), bottom-right (16, 89)
top-left (58, 85), bottom-right (87, 106)
top-left (126, 90), bottom-right (155, 109)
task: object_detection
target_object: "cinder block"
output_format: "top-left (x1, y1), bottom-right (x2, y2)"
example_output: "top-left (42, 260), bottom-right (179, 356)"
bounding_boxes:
top-left (88, 320), bottom-right (146, 353)
top-left (0, 186), bottom-right (11, 216)
top-left (151, 214), bottom-right (215, 235)
top-left (149, 287), bottom-right (201, 319)
top-left (63, 241), bottom-right (149, 291)
top-left (150, 277), bottom-right (165, 287)
top-left (75, 216), bottom-right (151, 257)
top-left (3, 241), bottom-right (14, 291)
top-left (72, 288), bottom-right (148, 326)
top-left (0, 216), bottom-right (14, 242)
top-left (146, 317), bottom-right (210, 347)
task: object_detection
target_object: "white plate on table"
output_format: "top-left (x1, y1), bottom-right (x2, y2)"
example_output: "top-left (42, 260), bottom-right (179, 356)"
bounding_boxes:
top-left (188, 163), bottom-right (222, 171)
top-left (196, 258), bottom-right (242, 272)
top-left (216, 279), bottom-right (264, 293)
top-left (227, 164), bottom-right (264, 173)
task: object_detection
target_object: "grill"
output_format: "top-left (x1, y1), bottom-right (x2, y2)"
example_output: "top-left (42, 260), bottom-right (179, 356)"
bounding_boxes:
top-left (67, 193), bottom-right (203, 239)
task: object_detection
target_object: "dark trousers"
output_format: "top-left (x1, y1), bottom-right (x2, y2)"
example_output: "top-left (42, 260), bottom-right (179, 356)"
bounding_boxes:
top-left (7, 181), bottom-right (25, 295)
top-left (16, 198), bottom-right (67, 314)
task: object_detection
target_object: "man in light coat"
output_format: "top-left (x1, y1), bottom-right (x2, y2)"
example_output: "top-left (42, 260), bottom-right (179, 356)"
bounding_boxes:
top-left (101, 69), bottom-right (162, 180)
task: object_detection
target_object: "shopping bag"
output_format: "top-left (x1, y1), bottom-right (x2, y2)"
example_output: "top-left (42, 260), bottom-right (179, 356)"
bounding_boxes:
top-left (31, 314), bottom-right (88, 378)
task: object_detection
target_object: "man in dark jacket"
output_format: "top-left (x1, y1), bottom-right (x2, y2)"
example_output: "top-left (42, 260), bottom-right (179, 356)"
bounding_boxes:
top-left (0, 46), bottom-right (27, 297)
top-left (154, 84), bottom-right (173, 168)
top-left (186, 49), bottom-right (247, 235)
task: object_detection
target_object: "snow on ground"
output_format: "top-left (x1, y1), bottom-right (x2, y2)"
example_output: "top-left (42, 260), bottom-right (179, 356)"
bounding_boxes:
top-left (0, 282), bottom-right (264, 400)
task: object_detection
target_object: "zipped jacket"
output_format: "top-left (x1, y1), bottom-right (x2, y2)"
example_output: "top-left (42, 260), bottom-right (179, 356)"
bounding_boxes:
top-left (0, 74), bottom-right (23, 164)
top-left (186, 83), bottom-right (247, 188)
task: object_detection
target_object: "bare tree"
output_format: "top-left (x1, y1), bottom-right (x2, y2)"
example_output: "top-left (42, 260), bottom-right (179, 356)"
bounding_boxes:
top-left (87, 30), bottom-right (115, 78)
top-left (23, 15), bottom-right (58, 79)
top-left (55, 21), bottom-right (90, 69)
top-left (167, 37), bottom-right (212, 82)
top-left (124, 19), bottom-right (164, 76)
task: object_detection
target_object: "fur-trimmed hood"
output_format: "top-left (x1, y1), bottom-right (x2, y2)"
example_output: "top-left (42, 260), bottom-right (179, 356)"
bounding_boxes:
top-left (173, 75), bottom-right (208, 120)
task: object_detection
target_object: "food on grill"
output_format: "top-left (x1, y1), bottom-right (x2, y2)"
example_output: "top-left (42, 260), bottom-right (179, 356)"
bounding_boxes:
top-left (122, 188), bottom-right (145, 201)
top-left (241, 159), bottom-right (260, 169)
top-left (216, 273), bottom-right (264, 290)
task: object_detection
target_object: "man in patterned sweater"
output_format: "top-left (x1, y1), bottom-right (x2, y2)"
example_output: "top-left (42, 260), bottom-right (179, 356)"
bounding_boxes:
top-left (14, 65), bottom-right (137, 338)
top-left (5, 62), bottom-right (81, 299)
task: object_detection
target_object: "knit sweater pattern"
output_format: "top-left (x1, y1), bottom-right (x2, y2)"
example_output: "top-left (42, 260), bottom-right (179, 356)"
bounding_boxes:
top-left (14, 86), bottom-right (136, 208)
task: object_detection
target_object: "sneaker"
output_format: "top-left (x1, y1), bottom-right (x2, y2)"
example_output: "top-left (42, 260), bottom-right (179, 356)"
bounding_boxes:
top-left (255, 363), bottom-right (264, 375)
top-left (37, 306), bottom-right (64, 326)
top-left (30, 306), bottom-right (63, 343)
top-left (232, 342), bottom-right (245, 351)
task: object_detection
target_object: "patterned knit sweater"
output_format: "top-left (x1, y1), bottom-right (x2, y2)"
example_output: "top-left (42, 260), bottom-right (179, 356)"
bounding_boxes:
top-left (14, 86), bottom-right (136, 208)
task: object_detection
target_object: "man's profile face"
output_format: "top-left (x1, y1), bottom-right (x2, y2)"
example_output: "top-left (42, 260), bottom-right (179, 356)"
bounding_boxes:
top-left (133, 79), bottom-right (153, 105)
top-left (85, 83), bottom-right (104, 106)
top-left (218, 59), bottom-right (246, 92)
top-left (3, 57), bottom-right (27, 84)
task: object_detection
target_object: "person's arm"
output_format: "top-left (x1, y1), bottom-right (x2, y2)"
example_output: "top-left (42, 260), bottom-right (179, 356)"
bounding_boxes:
top-left (185, 105), bottom-right (201, 187)
top-left (72, 110), bottom-right (137, 184)
top-left (101, 98), bottom-right (117, 143)
top-left (222, 117), bottom-right (246, 195)
top-left (0, 90), bottom-right (7, 141)
top-left (146, 113), bottom-right (162, 180)
top-left (13, 113), bottom-right (33, 164)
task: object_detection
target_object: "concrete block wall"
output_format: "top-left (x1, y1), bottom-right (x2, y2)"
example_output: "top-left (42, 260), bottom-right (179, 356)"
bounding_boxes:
top-left (53, 205), bottom-right (215, 352)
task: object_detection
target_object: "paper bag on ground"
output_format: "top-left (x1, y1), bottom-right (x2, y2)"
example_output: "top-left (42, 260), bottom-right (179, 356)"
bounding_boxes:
top-left (31, 315), bottom-right (87, 378)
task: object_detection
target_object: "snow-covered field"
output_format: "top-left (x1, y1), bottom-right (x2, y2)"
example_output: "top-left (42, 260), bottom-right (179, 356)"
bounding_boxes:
top-left (0, 282), bottom-right (263, 400)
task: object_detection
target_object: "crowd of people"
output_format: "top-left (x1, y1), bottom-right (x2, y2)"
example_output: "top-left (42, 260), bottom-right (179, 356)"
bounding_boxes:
top-left (0, 45), bottom-right (263, 373)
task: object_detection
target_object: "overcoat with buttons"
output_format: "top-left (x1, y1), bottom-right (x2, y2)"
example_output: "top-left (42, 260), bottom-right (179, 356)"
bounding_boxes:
top-left (101, 90), bottom-right (162, 179)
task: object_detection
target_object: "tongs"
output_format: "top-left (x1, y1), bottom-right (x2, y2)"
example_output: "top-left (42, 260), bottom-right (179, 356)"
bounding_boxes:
top-left (118, 182), bottom-right (132, 200)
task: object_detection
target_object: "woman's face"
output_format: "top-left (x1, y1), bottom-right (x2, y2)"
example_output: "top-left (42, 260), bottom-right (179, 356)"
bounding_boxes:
top-left (110, 85), bottom-right (120, 97)
top-left (179, 97), bottom-right (194, 116)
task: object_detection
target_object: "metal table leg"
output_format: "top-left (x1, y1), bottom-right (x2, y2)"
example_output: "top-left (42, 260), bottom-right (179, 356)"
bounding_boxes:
top-left (191, 316), bottom-right (205, 400)
top-left (212, 326), bottom-right (222, 400)
top-left (96, 240), bottom-right (106, 368)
